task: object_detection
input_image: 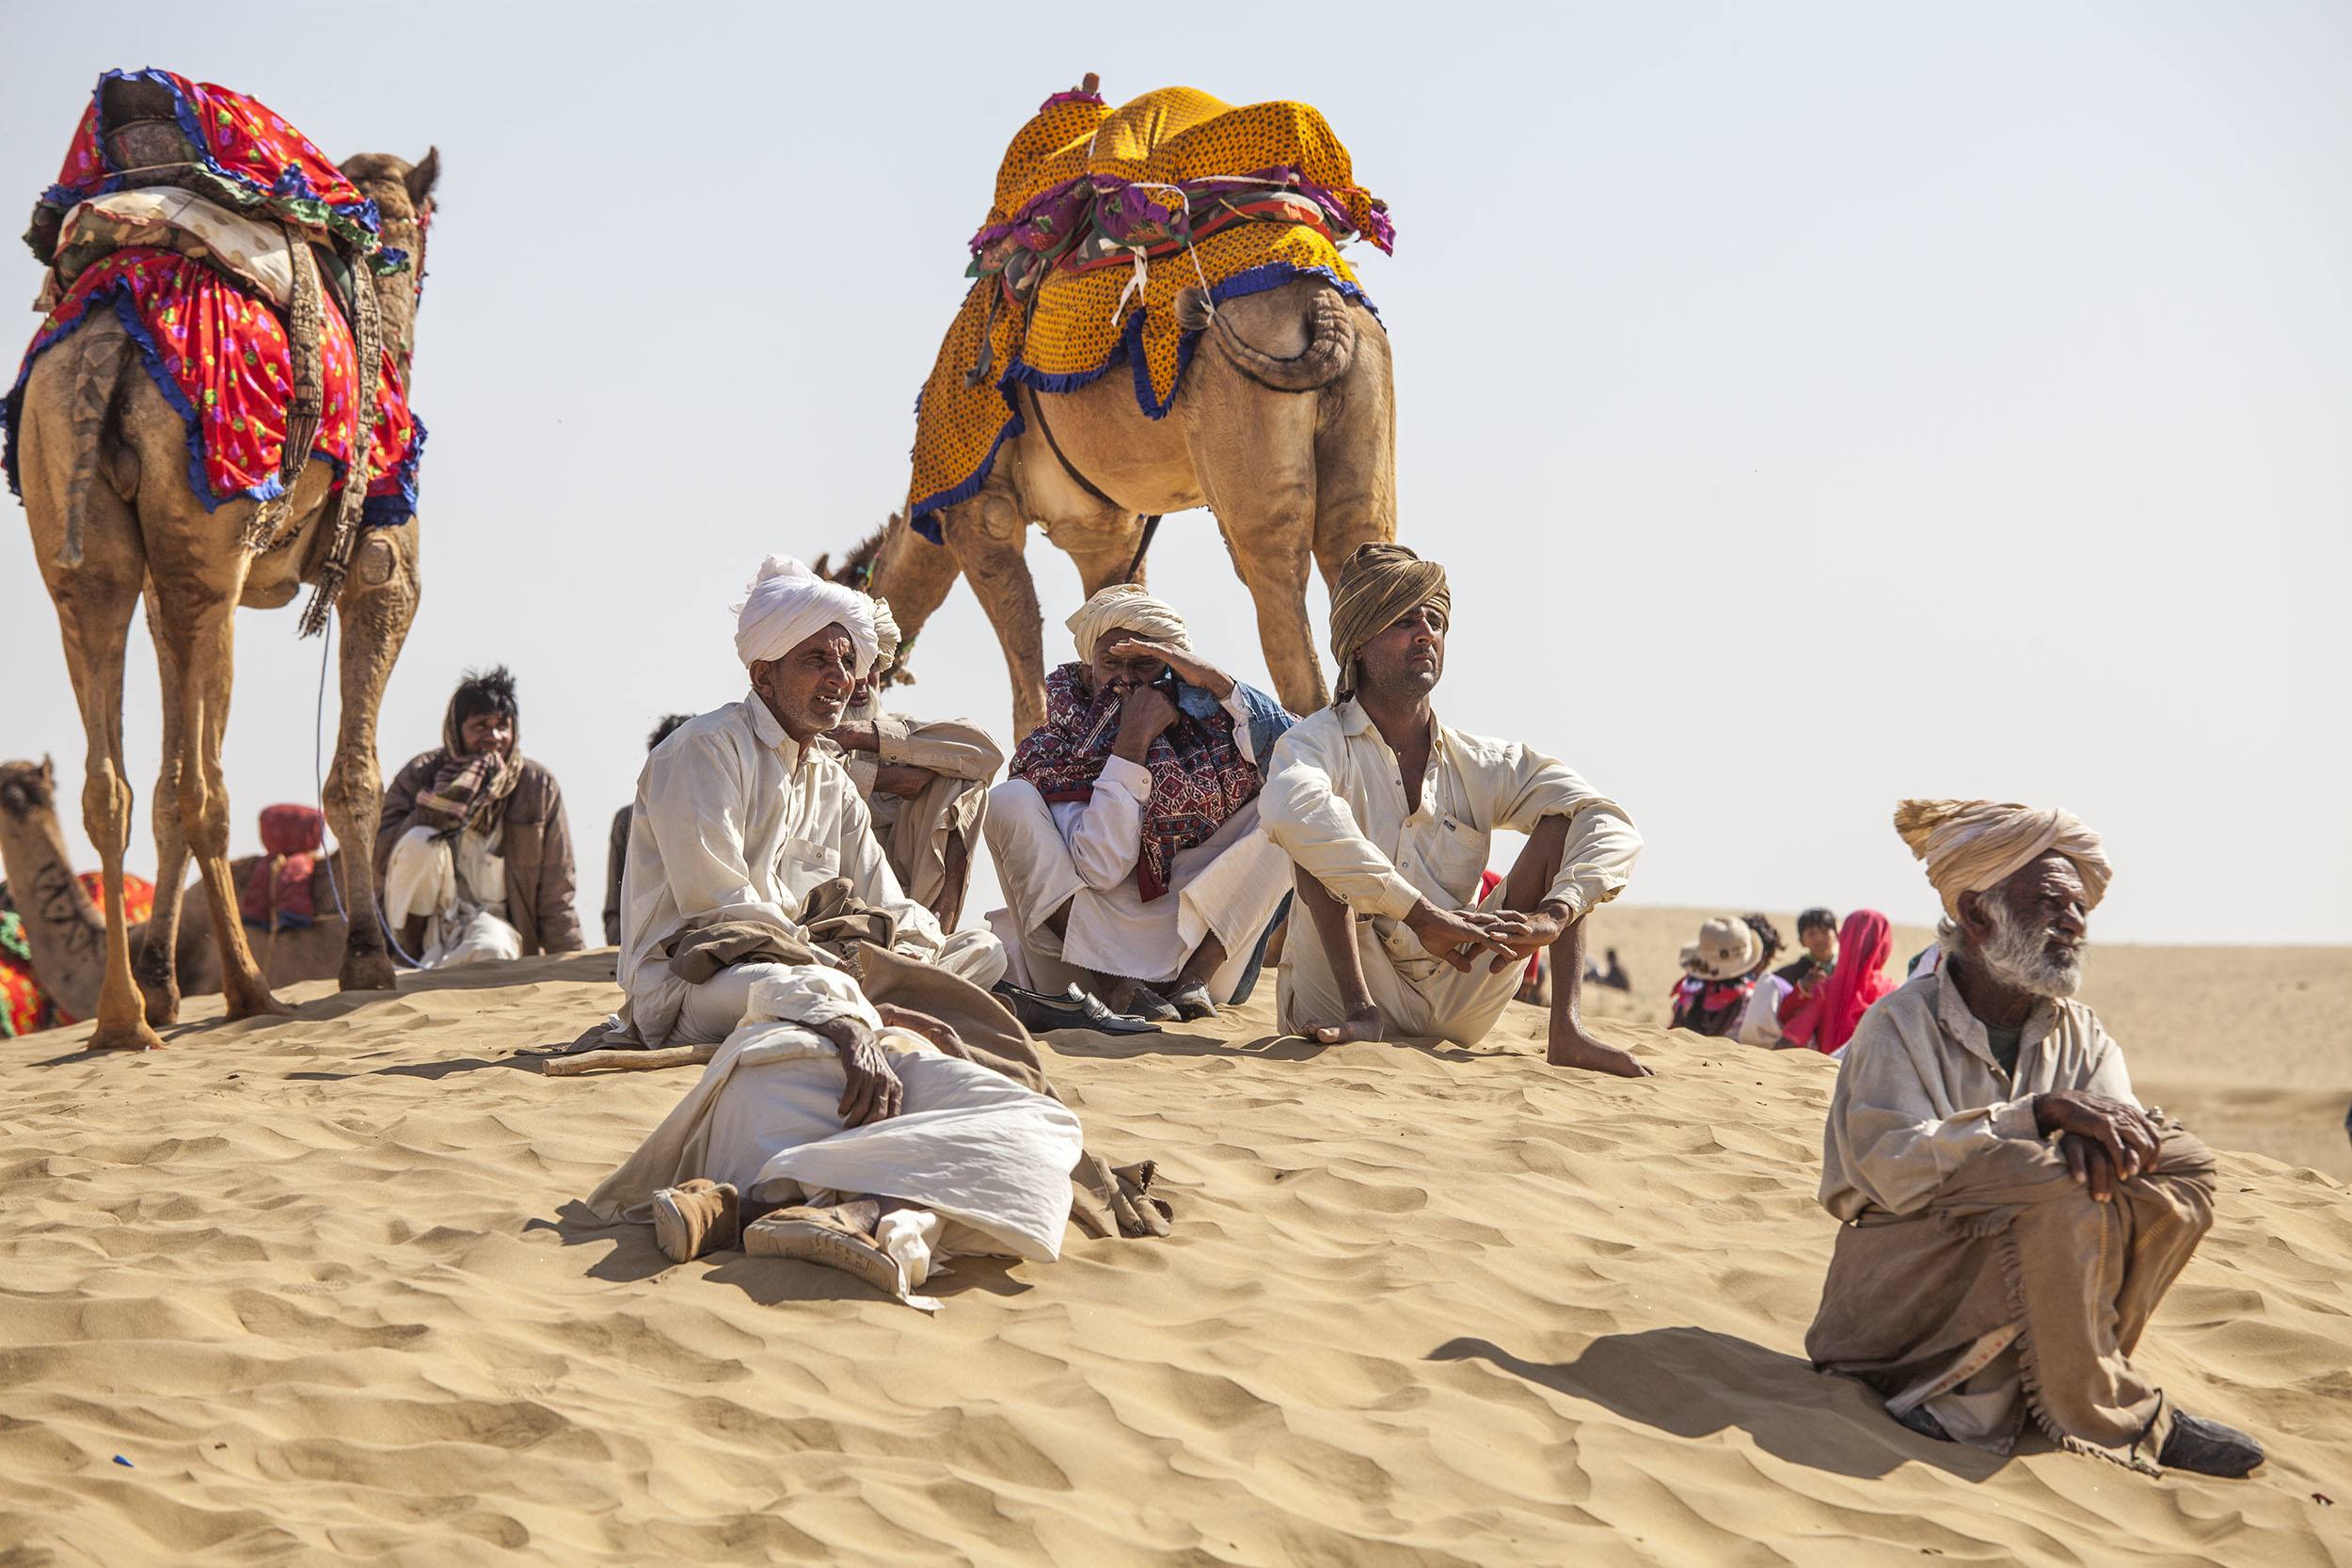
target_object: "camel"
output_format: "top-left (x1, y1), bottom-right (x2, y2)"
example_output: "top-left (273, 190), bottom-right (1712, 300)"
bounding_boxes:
top-left (0, 757), bottom-right (348, 1023)
top-left (831, 277), bottom-right (1394, 738)
top-left (15, 96), bottom-right (437, 1050)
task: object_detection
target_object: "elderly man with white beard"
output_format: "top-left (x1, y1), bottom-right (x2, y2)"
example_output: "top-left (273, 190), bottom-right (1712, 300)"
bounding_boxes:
top-left (1804, 799), bottom-right (2262, 1479)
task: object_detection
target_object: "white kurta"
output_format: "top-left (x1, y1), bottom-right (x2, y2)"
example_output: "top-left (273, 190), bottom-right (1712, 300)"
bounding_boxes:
top-left (982, 687), bottom-right (1290, 1002)
top-left (618, 692), bottom-right (1005, 1046)
top-left (589, 967), bottom-right (1085, 1262)
top-left (837, 689), bottom-right (1003, 915)
top-left (381, 823), bottom-right (523, 969)
top-left (1818, 969), bottom-right (2140, 1223)
top-left (1260, 699), bottom-right (1642, 1043)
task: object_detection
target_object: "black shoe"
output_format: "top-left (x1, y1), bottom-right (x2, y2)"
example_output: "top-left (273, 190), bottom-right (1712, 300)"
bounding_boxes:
top-left (1166, 978), bottom-right (1218, 1022)
top-left (991, 981), bottom-right (1161, 1037)
top-left (1123, 983), bottom-right (1181, 1024)
top-left (2157, 1411), bottom-right (2264, 1477)
top-left (1892, 1403), bottom-right (1952, 1443)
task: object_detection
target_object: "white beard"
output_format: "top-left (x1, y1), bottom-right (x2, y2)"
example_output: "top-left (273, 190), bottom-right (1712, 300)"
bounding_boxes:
top-left (1978, 899), bottom-right (2085, 999)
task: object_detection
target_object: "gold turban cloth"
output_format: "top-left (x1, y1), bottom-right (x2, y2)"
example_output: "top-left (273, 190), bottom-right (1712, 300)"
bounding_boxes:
top-left (1065, 584), bottom-right (1190, 659)
top-left (1328, 543), bottom-right (1450, 702)
top-left (1893, 799), bottom-right (2112, 919)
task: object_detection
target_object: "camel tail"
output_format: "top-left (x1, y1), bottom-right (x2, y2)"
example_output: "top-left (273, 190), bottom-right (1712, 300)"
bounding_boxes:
top-left (56, 323), bottom-right (134, 569)
top-left (1175, 283), bottom-right (1358, 391)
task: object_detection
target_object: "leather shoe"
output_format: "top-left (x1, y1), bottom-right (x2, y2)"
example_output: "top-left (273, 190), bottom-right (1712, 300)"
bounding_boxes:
top-left (992, 980), bottom-right (1161, 1037)
top-left (2157, 1411), bottom-right (2264, 1477)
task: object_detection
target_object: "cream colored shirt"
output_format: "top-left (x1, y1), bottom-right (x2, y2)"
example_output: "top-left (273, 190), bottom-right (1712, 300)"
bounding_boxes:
top-left (1260, 699), bottom-right (1642, 923)
top-left (838, 691), bottom-right (1006, 837)
top-left (1819, 969), bottom-right (2140, 1223)
top-left (617, 691), bottom-right (953, 1006)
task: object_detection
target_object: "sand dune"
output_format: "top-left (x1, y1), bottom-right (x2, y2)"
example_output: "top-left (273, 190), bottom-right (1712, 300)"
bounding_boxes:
top-left (2, 942), bottom-right (2347, 1565)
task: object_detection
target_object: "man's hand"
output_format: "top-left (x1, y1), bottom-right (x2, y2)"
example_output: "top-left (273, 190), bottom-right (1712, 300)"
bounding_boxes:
top-left (877, 1003), bottom-right (964, 1056)
top-left (2058, 1132), bottom-right (2121, 1203)
top-left (1104, 637), bottom-right (1236, 700)
top-left (1111, 684), bottom-right (1180, 764)
top-left (818, 1018), bottom-right (904, 1126)
top-left (1404, 900), bottom-right (1511, 973)
top-left (2034, 1089), bottom-right (2160, 1183)
top-left (1469, 903), bottom-right (1569, 973)
top-left (873, 762), bottom-right (938, 799)
top-left (825, 720), bottom-right (882, 753)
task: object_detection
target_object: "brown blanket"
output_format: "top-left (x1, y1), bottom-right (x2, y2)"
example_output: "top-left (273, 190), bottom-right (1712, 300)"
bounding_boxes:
top-left (1805, 1123), bottom-right (2215, 1470)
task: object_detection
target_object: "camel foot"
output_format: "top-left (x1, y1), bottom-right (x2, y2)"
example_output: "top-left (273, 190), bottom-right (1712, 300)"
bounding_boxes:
top-left (224, 988), bottom-right (297, 1022)
top-left (138, 979), bottom-right (182, 1028)
top-left (89, 1017), bottom-right (167, 1053)
top-left (340, 950), bottom-right (399, 993)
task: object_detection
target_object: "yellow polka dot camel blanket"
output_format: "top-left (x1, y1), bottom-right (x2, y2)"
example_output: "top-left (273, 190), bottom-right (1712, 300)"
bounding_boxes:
top-left (904, 82), bottom-right (1393, 540)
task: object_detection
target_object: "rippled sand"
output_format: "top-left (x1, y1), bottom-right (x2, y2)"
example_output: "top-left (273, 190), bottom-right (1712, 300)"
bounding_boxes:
top-left (2, 942), bottom-right (2345, 1564)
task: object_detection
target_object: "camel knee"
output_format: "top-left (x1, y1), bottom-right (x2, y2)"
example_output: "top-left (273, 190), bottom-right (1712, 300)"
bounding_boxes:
top-left (80, 764), bottom-right (132, 849)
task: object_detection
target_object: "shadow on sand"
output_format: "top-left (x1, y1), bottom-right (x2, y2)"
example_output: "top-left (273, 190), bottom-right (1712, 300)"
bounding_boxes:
top-left (1041, 1025), bottom-right (1506, 1066)
top-left (1429, 1327), bottom-right (2010, 1481)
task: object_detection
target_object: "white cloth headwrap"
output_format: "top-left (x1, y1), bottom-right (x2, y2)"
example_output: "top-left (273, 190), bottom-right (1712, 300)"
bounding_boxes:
top-left (1065, 584), bottom-right (1189, 660)
top-left (1893, 798), bottom-right (2112, 918)
top-left (732, 555), bottom-right (878, 676)
top-left (868, 595), bottom-right (903, 672)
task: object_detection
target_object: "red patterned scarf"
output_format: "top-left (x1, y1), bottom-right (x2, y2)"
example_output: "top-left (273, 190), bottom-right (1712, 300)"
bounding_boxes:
top-left (1009, 664), bottom-right (1261, 901)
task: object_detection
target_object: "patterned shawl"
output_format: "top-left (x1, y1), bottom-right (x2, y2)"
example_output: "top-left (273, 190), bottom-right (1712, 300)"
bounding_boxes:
top-left (1009, 664), bottom-right (1262, 901)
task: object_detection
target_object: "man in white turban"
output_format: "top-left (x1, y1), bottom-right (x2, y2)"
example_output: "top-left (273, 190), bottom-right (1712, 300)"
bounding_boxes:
top-left (825, 596), bottom-right (1006, 929)
top-left (1805, 799), bottom-right (2261, 1479)
top-left (610, 557), bottom-right (1004, 1049)
top-left (982, 584), bottom-right (1295, 1022)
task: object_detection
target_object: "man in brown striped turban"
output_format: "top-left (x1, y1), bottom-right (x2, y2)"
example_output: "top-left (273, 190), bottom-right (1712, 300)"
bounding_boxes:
top-left (1259, 545), bottom-right (1653, 1077)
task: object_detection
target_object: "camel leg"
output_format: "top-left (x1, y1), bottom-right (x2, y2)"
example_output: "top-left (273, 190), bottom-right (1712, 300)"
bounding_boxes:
top-left (326, 526), bottom-right (421, 991)
top-left (151, 574), bottom-right (288, 1022)
top-left (135, 584), bottom-right (191, 1024)
top-left (1184, 376), bottom-right (1329, 713)
top-left (1309, 305), bottom-right (1398, 589)
top-left (35, 509), bottom-right (163, 1051)
top-left (865, 513), bottom-right (966, 678)
top-left (941, 475), bottom-right (1048, 738)
top-left (1052, 513), bottom-right (1152, 599)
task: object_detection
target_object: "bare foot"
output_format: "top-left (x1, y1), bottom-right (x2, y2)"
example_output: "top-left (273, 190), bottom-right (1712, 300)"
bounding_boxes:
top-left (1307, 1004), bottom-right (1384, 1045)
top-left (1547, 1026), bottom-right (1653, 1078)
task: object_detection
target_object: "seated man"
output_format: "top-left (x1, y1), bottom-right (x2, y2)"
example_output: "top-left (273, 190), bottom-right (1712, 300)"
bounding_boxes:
top-left (613, 557), bottom-right (1004, 1048)
top-left (1261, 546), bottom-right (1650, 1077)
top-left (587, 962), bottom-right (1086, 1301)
top-left (377, 666), bottom-right (581, 967)
top-left (827, 597), bottom-right (1004, 930)
top-left (986, 585), bottom-right (1294, 1023)
top-left (1805, 799), bottom-right (2260, 1477)
top-left (1779, 906), bottom-right (1838, 988)
top-left (606, 714), bottom-right (692, 946)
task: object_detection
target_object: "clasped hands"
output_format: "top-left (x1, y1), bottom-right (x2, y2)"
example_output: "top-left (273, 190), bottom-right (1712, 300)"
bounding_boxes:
top-left (1404, 898), bottom-right (1567, 974)
top-left (2033, 1088), bottom-right (2164, 1203)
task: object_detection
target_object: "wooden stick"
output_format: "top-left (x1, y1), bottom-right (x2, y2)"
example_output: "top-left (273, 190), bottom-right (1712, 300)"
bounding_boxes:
top-left (542, 1043), bottom-right (715, 1077)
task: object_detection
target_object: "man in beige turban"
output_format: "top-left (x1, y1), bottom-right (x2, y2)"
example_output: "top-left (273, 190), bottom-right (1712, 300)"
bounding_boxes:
top-left (1259, 545), bottom-right (1651, 1077)
top-left (983, 584), bottom-right (1295, 1023)
top-left (827, 596), bottom-right (1006, 929)
top-left (1805, 799), bottom-right (2261, 1478)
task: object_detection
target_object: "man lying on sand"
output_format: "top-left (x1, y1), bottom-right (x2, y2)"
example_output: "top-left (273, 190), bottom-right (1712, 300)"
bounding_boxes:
top-left (1259, 545), bottom-right (1651, 1078)
top-left (827, 597), bottom-right (1003, 931)
top-left (606, 557), bottom-right (1004, 1049)
top-left (587, 961), bottom-right (1084, 1301)
top-left (1805, 799), bottom-right (2261, 1477)
top-left (988, 585), bottom-right (1294, 1023)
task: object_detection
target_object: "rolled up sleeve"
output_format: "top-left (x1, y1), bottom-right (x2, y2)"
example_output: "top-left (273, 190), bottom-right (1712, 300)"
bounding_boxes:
top-left (1487, 746), bottom-right (1641, 921)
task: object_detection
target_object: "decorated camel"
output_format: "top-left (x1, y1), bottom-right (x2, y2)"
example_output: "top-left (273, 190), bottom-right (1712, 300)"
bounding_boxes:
top-left (0, 757), bottom-right (347, 1034)
top-left (829, 77), bottom-right (1395, 737)
top-left (5, 71), bottom-right (435, 1049)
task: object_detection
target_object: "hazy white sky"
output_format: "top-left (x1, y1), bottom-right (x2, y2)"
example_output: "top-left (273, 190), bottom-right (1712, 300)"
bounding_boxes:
top-left (5, 2), bottom-right (2346, 945)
